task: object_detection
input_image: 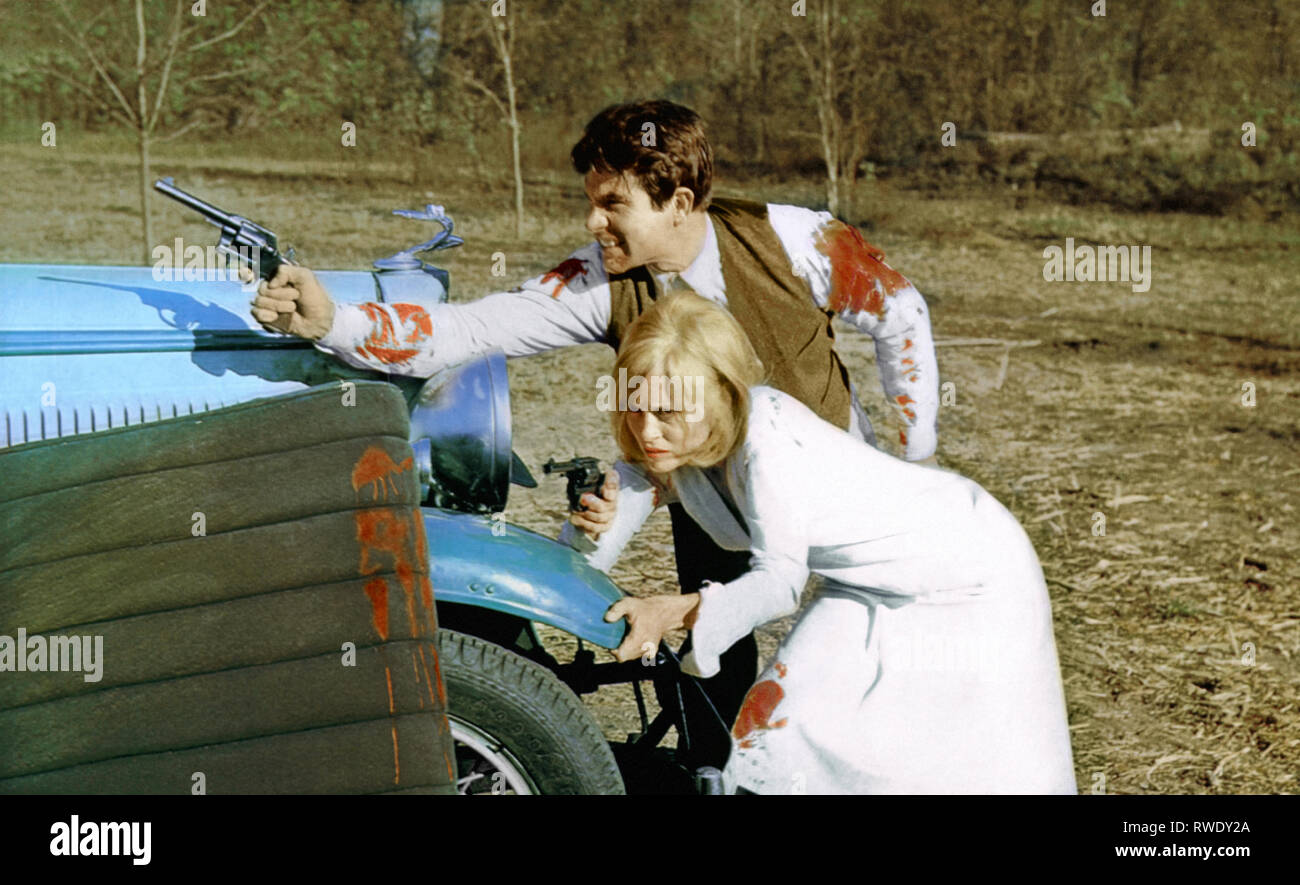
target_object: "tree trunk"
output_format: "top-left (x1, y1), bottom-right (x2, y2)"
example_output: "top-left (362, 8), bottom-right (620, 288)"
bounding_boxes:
top-left (135, 0), bottom-right (152, 266)
top-left (752, 28), bottom-right (768, 164)
top-left (844, 164), bottom-right (858, 223)
top-left (506, 73), bottom-right (523, 238)
top-left (823, 14), bottom-right (838, 215)
top-left (497, 18), bottom-right (524, 238)
top-left (819, 0), bottom-right (838, 216)
top-left (138, 130), bottom-right (153, 266)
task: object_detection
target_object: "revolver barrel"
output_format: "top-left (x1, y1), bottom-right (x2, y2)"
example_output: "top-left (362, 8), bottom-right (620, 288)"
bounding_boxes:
top-left (154, 177), bottom-right (231, 227)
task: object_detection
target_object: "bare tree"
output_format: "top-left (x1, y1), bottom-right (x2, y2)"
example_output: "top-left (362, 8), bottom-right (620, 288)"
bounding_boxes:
top-left (439, 0), bottom-right (530, 238)
top-left (47, 0), bottom-right (269, 263)
top-left (708, 0), bottom-right (777, 165)
top-left (785, 0), bottom-right (883, 218)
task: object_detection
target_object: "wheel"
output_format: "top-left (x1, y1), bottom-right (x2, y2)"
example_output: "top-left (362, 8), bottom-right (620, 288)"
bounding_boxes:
top-left (438, 629), bottom-right (625, 795)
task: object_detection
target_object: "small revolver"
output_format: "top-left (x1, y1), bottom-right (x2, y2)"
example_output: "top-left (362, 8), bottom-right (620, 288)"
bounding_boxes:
top-left (543, 457), bottom-right (604, 512)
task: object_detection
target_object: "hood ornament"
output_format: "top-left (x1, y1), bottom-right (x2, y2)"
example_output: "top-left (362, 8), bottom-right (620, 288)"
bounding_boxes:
top-left (374, 204), bottom-right (464, 272)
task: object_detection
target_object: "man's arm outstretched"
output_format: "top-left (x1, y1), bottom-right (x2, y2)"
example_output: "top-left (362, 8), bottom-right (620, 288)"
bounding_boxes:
top-left (250, 242), bottom-right (615, 377)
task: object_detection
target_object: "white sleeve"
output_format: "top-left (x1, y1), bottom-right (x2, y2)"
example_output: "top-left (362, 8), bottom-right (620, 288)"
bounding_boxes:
top-left (681, 398), bottom-right (810, 678)
top-left (314, 242), bottom-right (612, 377)
top-left (558, 460), bottom-right (674, 573)
top-left (768, 205), bottom-right (940, 460)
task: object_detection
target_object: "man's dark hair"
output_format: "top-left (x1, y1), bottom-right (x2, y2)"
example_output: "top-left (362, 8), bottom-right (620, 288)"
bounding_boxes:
top-left (571, 100), bottom-right (713, 210)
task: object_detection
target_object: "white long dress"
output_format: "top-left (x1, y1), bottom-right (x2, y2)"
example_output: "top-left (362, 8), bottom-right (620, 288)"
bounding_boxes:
top-left (568, 386), bottom-right (1077, 795)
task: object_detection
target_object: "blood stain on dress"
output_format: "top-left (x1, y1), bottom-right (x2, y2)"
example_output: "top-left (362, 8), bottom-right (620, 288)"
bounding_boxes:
top-left (540, 258), bottom-right (588, 298)
top-left (733, 679), bottom-right (789, 749)
top-left (813, 220), bottom-right (910, 320)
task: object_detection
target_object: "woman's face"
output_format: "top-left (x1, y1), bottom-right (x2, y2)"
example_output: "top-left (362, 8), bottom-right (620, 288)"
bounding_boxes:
top-left (626, 399), bottom-right (713, 475)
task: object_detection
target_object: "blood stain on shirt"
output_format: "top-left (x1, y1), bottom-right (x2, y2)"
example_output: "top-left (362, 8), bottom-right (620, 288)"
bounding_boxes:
top-left (394, 303), bottom-right (433, 341)
top-left (903, 338), bottom-right (914, 350)
top-left (357, 303), bottom-right (429, 364)
top-left (895, 393), bottom-right (917, 422)
top-left (813, 220), bottom-right (910, 320)
top-left (540, 257), bottom-right (588, 298)
top-left (733, 679), bottom-right (789, 749)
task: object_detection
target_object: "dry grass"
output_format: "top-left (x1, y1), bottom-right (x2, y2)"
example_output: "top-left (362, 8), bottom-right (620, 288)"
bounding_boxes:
top-left (2, 136), bottom-right (1297, 793)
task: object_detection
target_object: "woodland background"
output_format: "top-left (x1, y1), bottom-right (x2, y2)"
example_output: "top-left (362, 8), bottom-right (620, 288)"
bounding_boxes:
top-left (2, 0), bottom-right (1298, 247)
top-left (1, 0), bottom-right (1297, 794)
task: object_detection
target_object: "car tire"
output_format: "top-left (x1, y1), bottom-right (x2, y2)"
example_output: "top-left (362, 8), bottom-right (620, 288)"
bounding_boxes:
top-left (439, 629), bottom-right (624, 795)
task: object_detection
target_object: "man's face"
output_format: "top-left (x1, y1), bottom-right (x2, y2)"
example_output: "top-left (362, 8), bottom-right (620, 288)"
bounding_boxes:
top-left (583, 170), bottom-right (680, 275)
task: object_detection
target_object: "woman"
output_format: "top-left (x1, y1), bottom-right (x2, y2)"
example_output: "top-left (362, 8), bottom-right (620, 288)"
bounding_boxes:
top-left (566, 292), bottom-right (1076, 794)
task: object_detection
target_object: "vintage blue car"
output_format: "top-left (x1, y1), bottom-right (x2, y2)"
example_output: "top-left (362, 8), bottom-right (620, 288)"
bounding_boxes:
top-left (0, 194), bottom-right (723, 794)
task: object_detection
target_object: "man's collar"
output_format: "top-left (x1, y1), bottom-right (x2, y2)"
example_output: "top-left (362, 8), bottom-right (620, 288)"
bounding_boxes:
top-left (679, 214), bottom-right (719, 289)
top-left (652, 213), bottom-right (718, 289)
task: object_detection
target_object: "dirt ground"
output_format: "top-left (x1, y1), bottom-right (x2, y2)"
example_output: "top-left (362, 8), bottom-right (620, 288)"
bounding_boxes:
top-left (3, 138), bottom-right (1297, 793)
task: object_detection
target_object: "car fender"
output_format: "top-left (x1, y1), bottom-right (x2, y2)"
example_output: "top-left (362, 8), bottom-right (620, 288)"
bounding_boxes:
top-left (424, 508), bottom-right (626, 649)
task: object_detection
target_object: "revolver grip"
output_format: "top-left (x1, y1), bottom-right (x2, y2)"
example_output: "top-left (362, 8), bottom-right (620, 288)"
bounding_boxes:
top-left (569, 475), bottom-right (602, 513)
top-left (257, 250), bottom-right (285, 282)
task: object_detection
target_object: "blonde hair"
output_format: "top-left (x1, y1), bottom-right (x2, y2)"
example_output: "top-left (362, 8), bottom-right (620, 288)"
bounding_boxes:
top-left (612, 292), bottom-right (766, 469)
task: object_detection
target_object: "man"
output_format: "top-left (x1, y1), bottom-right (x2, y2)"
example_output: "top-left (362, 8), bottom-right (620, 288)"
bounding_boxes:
top-left (250, 99), bottom-right (940, 770)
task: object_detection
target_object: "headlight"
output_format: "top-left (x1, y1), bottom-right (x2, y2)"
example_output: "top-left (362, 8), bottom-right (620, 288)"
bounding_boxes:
top-left (407, 350), bottom-right (511, 513)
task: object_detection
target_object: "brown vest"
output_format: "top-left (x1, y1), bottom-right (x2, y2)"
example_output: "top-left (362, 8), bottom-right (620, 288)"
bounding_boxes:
top-left (606, 197), bottom-right (852, 429)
